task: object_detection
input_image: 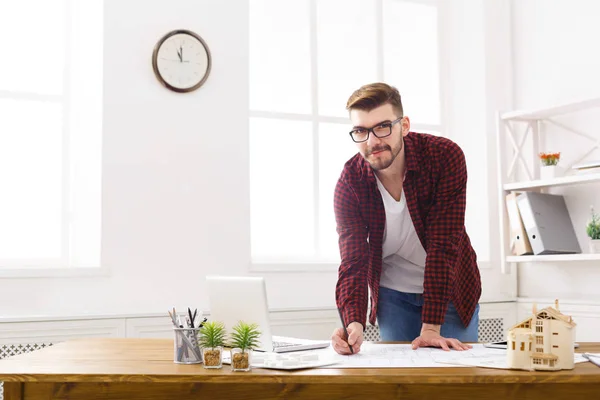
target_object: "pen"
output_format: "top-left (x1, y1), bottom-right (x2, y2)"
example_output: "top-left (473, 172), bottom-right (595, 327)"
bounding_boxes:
top-left (583, 353), bottom-right (600, 368)
top-left (187, 307), bottom-right (195, 328)
top-left (337, 308), bottom-right (354, 354)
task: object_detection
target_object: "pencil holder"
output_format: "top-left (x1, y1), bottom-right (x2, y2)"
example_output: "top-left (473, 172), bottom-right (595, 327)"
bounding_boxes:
top-left (173, 327), bottom-right (202, 364)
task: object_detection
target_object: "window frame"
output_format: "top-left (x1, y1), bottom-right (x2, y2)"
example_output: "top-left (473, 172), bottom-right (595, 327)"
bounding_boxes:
top-left (0, 0), bottom-right (104, 278)
top-left (250, 0), bottom-right (444, 272)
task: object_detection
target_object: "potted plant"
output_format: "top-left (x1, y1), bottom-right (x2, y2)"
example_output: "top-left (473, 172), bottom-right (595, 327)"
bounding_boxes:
top-left (586, 206), bottom-right (600, 253)
top-left (539, 152), bottom-right (561, 180)
top-left (198, 321), bottom-right (226, 369)
top-left (229, 321), bottom-right (261, 372)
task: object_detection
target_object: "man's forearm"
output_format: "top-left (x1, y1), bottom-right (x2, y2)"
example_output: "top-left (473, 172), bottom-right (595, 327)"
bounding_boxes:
top-left (421, 323), bottom-right (441, 334)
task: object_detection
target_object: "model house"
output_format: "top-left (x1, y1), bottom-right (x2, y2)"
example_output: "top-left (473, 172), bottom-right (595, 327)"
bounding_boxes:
top-left (507, 300), bottom-right (576, 371)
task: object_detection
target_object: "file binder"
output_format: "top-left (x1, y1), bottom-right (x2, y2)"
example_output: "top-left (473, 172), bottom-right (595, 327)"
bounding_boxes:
top-left (516, 192), bottom-right (581, 255)
top-left (505, 192), bottom-right (533, 255)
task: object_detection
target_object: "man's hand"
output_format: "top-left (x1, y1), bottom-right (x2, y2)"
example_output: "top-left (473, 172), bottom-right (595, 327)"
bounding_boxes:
top-left (331, 321), bottom-right (364, 355)
top-left (411, 324), bottom-right (472, 351)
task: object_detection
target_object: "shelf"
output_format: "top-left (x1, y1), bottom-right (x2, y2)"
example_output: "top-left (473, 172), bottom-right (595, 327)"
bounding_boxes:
top-left (503, 172), bottom-right (600, 191)
top-left (501, 97), bottom-right (600, 121)
top-left (507, 254), bottom-right (600, 263)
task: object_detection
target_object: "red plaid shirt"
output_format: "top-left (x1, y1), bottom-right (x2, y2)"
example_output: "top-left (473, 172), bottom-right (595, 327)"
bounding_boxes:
top-left (334, 132), bottom-right (481, 328)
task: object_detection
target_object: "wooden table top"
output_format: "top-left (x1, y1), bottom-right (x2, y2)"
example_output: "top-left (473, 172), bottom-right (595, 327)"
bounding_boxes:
top-left (0, 338), bottom-right (599, 384)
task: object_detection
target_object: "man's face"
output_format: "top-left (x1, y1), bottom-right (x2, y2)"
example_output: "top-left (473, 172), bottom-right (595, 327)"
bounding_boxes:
top-left (350, 103), bottom-right (407, 171)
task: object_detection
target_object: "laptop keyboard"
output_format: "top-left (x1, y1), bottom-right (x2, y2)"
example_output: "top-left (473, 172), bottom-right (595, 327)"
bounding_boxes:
top-left (273, 340), bottom-right (297, 349)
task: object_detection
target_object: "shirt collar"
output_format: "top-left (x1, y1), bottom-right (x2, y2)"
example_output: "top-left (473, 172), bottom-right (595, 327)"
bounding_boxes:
top-left (403, 131), bottom-right (420, 173)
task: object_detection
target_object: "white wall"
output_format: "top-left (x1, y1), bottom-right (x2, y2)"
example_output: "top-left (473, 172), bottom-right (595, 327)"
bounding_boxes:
top-left (0, 0), bottom-right (519, 321)
top-left (511, 0), bottom-right (600, 305)
top-left (0, 0), bottom-right (339, 319)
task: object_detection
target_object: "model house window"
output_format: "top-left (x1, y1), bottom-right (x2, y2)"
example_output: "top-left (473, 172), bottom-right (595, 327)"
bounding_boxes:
top-left (537, 347), bottom-right (543, 353)
top-left (536, 324), bottom-right (543, 333)
top-left (533, 359), bottom-right (541, 365)
top-left (553, 332), bottom-right (559, 335)
top-left (553, 345), bottom-right (559, 348)
top-left (0, 1), bottom-right (103, 270)
top-left (529, 343), bottom-right (532, 351)
top-left (520, 342), bottom-right (525, 351)
top-left (512, 342), bottom-right (515, 350)
top-left (536, 336), bottom-right (543, 344)
top-left (249, 0), bottom-right (445, 264)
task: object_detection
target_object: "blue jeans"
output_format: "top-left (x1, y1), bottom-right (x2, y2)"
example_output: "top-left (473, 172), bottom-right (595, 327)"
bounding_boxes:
top-left (376, 286), bottom-right (479, 342)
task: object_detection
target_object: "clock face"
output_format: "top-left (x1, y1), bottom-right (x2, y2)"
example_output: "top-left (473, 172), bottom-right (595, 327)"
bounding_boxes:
top-left (152, 30), bottom-right (211, 92)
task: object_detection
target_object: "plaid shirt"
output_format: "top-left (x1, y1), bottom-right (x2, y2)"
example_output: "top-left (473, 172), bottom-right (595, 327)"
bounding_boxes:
top-left (334, 132), bottom-right (481, 328)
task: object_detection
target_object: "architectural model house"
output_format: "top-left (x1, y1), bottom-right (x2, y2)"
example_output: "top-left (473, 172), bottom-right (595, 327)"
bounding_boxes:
top-left (507, 300), bottom-right (576, 371)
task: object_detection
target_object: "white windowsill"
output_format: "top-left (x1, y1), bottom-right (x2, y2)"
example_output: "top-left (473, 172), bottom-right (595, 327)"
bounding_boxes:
top-left (250, 262), bottom-right (339, 273)
top-left (0, 265), bottom-right (109, 278)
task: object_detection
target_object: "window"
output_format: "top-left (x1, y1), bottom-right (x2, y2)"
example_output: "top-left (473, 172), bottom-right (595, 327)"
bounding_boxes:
top-left (249, 0), bottom-right (442, 265)
top-left (0, 1), bottom-right (102, 270)
top-left (520, 342), bottom-right (525, 351)
top-left (512, 341), bottom-right (515, 350)
top-left (536, 336), bottom-right (543, 345)
top-left (553, 332), bottom-right (558, 335)
top-left (529, 343), bottom-right (531, 351)
top-left (533, 358), bottom-right (541, 365)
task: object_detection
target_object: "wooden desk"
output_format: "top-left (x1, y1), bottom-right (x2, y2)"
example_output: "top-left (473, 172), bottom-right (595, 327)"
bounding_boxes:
top-left (0, 338), bottom-right (599, 400)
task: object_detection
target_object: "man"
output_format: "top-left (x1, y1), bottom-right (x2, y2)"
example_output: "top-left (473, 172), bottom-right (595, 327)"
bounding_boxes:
top-left (331, 83), bottom-right (481, 355)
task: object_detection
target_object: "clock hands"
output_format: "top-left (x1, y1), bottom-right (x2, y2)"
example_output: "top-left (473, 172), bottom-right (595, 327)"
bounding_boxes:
top-left (176, 46), bottom-right (182, 62)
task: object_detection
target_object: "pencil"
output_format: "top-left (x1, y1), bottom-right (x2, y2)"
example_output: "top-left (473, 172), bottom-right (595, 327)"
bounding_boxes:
top-left (337, 307), bottom-right (354, 354)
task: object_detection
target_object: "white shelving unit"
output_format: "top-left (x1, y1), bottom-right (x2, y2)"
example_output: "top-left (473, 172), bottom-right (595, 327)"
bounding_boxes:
top-left (496, 97), bottom-right (600, 273)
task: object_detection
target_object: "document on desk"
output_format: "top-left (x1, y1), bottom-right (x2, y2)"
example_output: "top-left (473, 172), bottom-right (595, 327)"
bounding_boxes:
top-left (433, 349), bottom-right (588, 369)
top-left (317, 342), bottom-right (511, 368)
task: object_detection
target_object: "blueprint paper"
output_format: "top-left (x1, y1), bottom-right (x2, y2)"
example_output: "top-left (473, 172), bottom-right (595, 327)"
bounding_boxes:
top-left (316, 342), bottom-right (507, 368)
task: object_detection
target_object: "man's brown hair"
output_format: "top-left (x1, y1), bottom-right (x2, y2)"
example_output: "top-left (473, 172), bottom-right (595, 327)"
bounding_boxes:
top-left (346, 82), bottom-right (403, 117)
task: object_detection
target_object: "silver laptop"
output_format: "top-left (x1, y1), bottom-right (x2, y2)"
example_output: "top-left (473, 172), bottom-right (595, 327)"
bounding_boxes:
top-left (205, 275), bottom-right (330, 353)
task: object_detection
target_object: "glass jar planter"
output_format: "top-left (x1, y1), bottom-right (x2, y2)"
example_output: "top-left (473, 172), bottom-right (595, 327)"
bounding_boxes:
top-left (231, 348), bottom-right (252, 372)
top-left (202, 346), bottom-right (223, 369)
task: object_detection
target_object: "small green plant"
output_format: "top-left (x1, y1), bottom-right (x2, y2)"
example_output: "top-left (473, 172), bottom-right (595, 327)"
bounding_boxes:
top-left (230, 321), bottom-right (261, 352)
top-left (587, 206), bottom-right (600, 240)
top-left (198, 321), bottom-right (226, 349)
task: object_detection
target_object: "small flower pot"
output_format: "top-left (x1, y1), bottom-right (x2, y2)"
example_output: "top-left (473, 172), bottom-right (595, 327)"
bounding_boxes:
top-left (202, 347), bottom-right (223, 369)
top-left (589, 239), bottom-right (600, 254)
top-left (231, 348), bottom-right (252, 372)
top-left (540, 165), bottom-right (559, 180)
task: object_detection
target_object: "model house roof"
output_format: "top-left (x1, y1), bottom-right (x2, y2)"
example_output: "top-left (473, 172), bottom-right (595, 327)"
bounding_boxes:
top-left (510, 301), bottom-right (577, 330)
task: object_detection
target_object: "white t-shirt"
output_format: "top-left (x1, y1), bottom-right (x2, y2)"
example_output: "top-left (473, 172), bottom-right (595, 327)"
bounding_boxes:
top-left (375, 175), bottom-right (427, 293)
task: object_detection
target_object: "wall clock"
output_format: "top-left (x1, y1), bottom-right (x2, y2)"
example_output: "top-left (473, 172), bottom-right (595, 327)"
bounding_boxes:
top-left (152, 29), bottom-right (211, 93)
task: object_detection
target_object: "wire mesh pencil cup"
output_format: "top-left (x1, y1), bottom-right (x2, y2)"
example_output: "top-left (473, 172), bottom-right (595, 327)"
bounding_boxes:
top-left (173, 327), bottom-right (202, 364)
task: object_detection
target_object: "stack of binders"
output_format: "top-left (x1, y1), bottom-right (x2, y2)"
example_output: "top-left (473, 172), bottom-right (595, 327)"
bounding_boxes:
top-left (513, 192), bottom-right (581, 255)
top-left (505, 192), bottom-right (533, 256)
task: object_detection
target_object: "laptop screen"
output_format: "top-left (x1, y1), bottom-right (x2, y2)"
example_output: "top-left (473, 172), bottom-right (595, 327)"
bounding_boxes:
top-left (206, 276), bottom-right (274, 352)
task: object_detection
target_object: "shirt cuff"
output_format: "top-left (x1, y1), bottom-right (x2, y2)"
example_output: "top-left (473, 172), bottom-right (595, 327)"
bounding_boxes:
top-left (422, 301), bottom-right (449, 326)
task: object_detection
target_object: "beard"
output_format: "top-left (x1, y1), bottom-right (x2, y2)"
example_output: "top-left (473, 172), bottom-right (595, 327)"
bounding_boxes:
top-left (364, 137), bottom-right (403, 171)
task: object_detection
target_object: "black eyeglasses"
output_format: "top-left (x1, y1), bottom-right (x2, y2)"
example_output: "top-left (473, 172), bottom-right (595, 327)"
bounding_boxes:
top-left (348, 117), bottom-right (403, 143)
